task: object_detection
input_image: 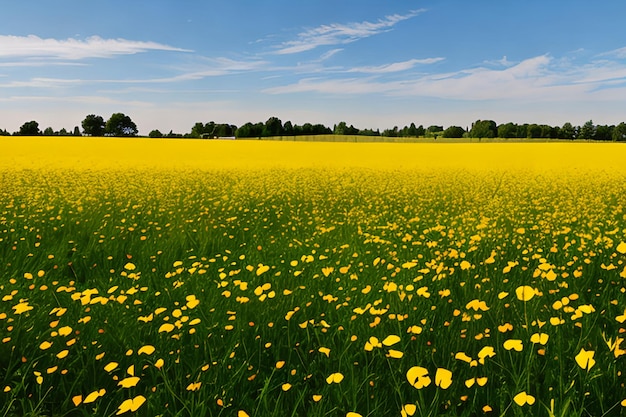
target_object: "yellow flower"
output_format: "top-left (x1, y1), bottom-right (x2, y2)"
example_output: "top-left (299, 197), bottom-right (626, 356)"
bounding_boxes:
top-left (401, 404), bottom-right (417, 417)
top-left (138, 345), bottom-right (156, 355)
top-left (12, 301), bottom-right (34, 315)
top-left (513, 391), bottom-right (535, 406)
top-left (118, 377), bottom-right (140, 388)
top-left (575, 348), bottom-right (596, 371)
top-left (39, 341), bottom-right (53, 350)
top-left (515, 285), bottom-right (535, 301)
top-left (406, 366), bottom-right (431, 389)
top-left (434, 368), bottom-right (453, 389)
top-left (530, 333), bottom-right (549, 345)
top-left (104, 362), bottom-right (119, 372)
top-left (386, 349), bottom-right (404, 359)
top-left (326, 372), bottom-right (344, 384)
top-left (382, 335), bottom-right (401, 346)
top-left (186, 381), bottom-right (202, 391)
top-left (115, 395), bottom-right (146, 415)
top-left (477, 346), bottom-right (496, 364)
top-left (503, 339), bottom-right (524, 352)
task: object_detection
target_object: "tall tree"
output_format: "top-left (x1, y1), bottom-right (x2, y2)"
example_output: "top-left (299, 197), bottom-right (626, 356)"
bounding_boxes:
top-left (19, 121), bottom-right (40, 136)
top-left (559, 122), bottom-right (576, 139)
top-left (612, 122), bottom-right (626, 141)
top-left (469, 120), bottom-right (497, 138)
top-left (105, 113), bottom-right (138, 137)
top-left (578, 120), bottom-right (595, 139)
top-left (497, 122), bottom-right (518, 138)
top-left (82, 114), bottom-right (106, 136)
top-left (442, 126), bottom-right (465, 138)
top-left (263, 117), bottom-right (283, 137)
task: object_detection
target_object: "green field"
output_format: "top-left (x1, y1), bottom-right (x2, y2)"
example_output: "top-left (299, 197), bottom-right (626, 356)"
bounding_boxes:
top-left (1, 139), bottom-right (625, 416)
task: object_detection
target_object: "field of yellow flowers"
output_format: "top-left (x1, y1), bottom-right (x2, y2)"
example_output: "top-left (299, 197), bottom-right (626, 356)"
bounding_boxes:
top-left (1, 137), bottom-right (625, 416)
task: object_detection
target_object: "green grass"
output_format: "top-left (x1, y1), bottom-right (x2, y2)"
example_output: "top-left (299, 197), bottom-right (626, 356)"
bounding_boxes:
top-left (0, 167), bottom-right (625, 417)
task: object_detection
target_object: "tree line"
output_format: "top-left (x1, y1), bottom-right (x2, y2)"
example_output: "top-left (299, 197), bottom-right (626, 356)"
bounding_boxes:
top-left (2, 114), bottom-right (626, 141)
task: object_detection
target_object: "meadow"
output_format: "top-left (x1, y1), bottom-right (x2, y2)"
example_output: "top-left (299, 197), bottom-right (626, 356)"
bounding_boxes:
top-left (0, 137), bottom-right (625, 416)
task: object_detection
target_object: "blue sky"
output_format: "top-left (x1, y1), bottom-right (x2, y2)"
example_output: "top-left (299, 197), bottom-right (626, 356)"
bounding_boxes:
top-left (2, 1), bottom-right (626, 134)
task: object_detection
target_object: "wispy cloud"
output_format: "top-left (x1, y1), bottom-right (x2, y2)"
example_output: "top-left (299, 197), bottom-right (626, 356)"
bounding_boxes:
top-left (0, 35), bottom-right (191, 60)
top-left (273, 10), bottom-right (425, 54)
top-left (346, 57), bottom-right (444, 74)
top-left (319, 49), bottom-right (343, 61)
top-left (0, 56), bottom-right (268, 88)
top-left (598, 46), bottom-right (626, 59)
top-left (264, 53), bottom-right (626, 101)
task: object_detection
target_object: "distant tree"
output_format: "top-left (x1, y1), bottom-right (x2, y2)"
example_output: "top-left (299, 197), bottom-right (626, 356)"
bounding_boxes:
top-left (149, 129), bottom-right (163, 138)
top-left (334, 121), bottom-right (346, 135)
top-left (283, 121), bottom-right (294, 136)
top-left (415, 125), bottom-right (426, 137)
top-left (359, 128), bottom-right (380, 136)
top-left (58, 128), bottom-right (69, 136)
top-left (73, 126), bottom-right (81, 136)
top-left (469, 120), bottom-right (497, 138)
top-left (82, 114), bottom-right (105, 136)
top-left (594, 125), bottom-right (612, 141)
top-left (526, 124), bottom-right (542, 138)
top-left (0, 128), bottom-right (10, 136)
top-left (19, 121), bottom-right (40, 136)
top-left (612, 122), bottom-right (626, 141)
top-left (426, 125), bottom-right (444, 134)
top-left (558, 122), bottom-right (576, 139)
top-left (382, 126), bottom-right (399, 137)
top-left (406, 122), bottom-right (418, 137)
top-left (263, 117), bottom-right (283, 137)
top-left (43, 127), bottom-right (55, 136)
top-left (578, 120), bottom-right (595, 139)
top-left (105, 113), bottom-right (137, 137)
top-left (497, 122), bottom-right (518, 138)
top-left (190, 122), bottom-right (206, 138)
top-left (442, 126), bottom-right (465, 138)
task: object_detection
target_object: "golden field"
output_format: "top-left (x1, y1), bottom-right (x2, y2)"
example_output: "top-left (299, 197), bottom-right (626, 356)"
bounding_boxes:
top-left (0, 137), bottom-right (625, 416)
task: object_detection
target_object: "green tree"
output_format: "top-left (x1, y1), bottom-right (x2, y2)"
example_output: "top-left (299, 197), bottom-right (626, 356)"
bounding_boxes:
top-left (263, 117), bottom-right (283, 137)
top-left (43, 127), bottom-right (55, 136)
top-left (612, 122), bottom-right (626, 141)
top-left (105, 113), bottom-right (137, 137)
top-left (283, 121), bottom-right (294, 136)
top-left (578, 120), bottom-right (595, 139)
top-left (594, 125), bottom-right (613, 141)
top-left (526, 124), bottom-right (542, 138)
top-left (497, 122), bottom-right (518, 138)
top-left (19, 121), bottom-right (40, 136)
top-left (406, 123), bottom-right (418, 137)
top-left (469, 120), bottom-right (497, 138)
top-left (558, 122), bottom-right (576, 139)
top-left (82, 114), bottom-right (105, 136)
top-left (149, 129), bottom-right (163, 138)
top-left (334, 121), bottom-right (347, 135)
top-left (442, 126), bottom-right (465, 138)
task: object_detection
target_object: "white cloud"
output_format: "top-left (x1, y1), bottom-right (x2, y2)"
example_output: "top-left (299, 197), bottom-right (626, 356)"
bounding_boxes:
top-left (346, 58), bottom-right (444, 74)
top-left (319, 49), bottom-right (343, 61)
top-left (598, 46), bottom-right (626, 59)
top-left (0, 35), bottom-right (191, 60)
top-left (263, 53), bottom-right (626, 102)
top-left (273, 10), bottom-right (425, 54)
